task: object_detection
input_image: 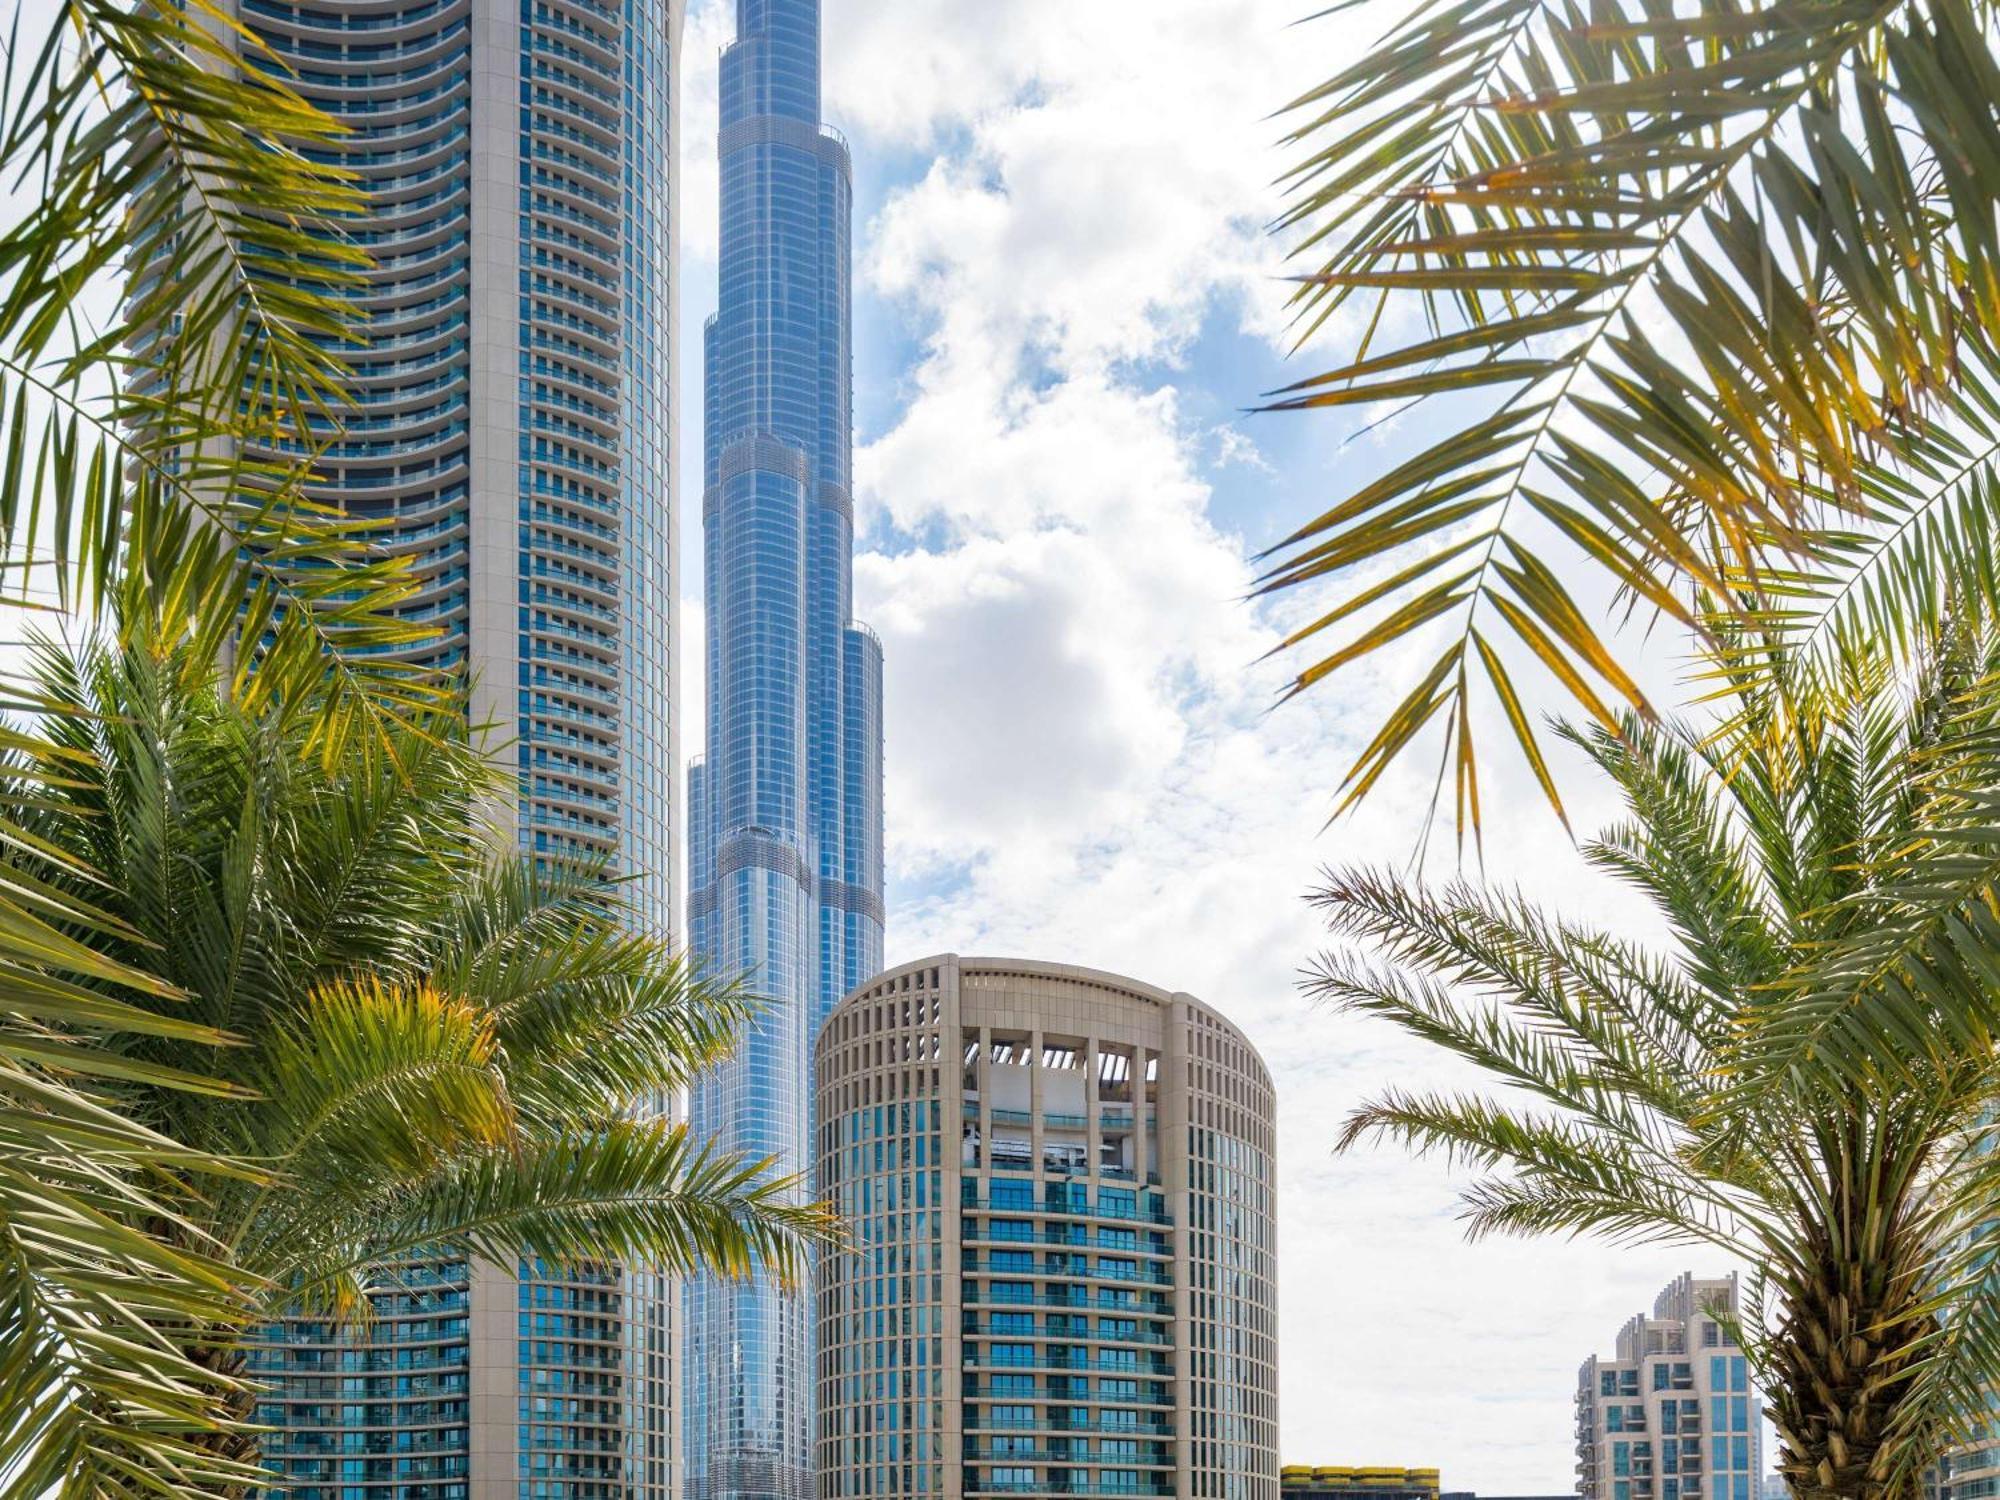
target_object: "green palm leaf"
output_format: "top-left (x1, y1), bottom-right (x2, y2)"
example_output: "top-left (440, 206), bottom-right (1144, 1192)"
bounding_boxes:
top-left (1265, 0), bottom-right (2000, 837)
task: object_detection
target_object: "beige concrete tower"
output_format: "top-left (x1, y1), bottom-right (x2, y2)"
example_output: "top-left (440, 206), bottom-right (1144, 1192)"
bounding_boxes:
top-left (1576, 1274), bottom-right (1760, 1500)
top-left (813, 956), bottom-right (1279, 1500)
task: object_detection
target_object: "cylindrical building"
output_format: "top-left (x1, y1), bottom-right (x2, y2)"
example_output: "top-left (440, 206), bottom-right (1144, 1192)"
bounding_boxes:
top-left (814, 956), bottom-right (1279, 1500)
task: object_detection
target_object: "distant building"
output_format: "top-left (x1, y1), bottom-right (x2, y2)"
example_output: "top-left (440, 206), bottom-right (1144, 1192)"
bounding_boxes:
top-left (813, 954), bottom-right (1280, 1500)
top-left (1277, 1466), bottom-right (1567, 1500)
top-left (1280, 1467), bottom-right (1440, 1500)
top-left (1576, 1274), bottom-right (1761, 1500)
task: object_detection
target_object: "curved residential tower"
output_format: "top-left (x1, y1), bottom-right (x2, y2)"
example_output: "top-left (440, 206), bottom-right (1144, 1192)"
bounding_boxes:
top-left (225, 0), bottom-right (686, 1498)
top-left (685, 4), bottom-right (885, 1500)
top-left (815, 956), bottom-right (1280, 1500)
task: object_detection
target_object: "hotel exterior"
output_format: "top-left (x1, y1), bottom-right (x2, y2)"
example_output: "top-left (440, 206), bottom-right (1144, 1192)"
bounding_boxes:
top-left (813, 956), bottom-right (1279, 1500)
top-left (684, 3), bottom-right (885, 1500)
top-left (222, 0), bottom-right (687, 1496)
top-left (1576, 1274), bottom-right (1762, 1500)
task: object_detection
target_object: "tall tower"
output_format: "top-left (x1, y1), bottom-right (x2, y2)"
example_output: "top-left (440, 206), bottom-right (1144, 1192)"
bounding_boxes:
top-left (685, 1), bottom-right (886, 1498)
top-left (814, 956), bottom-right (1281, 1500)
top-left (229, 0), bottom-right (686, 1495)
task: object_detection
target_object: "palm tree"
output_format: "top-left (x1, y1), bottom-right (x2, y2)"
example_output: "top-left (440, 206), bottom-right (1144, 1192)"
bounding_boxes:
top-left (1, 610), bottom-right (832, 1480)
top-left (0, 0), bottom-right (483, 1485)
top-left (1310, 620), bottom-right (2000, 1500)
top-left (1263, 1), bottom-right (2000, 838)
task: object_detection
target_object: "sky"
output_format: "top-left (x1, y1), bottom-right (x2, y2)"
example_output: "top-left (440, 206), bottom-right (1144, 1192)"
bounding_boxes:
top-left (675, 1), bottom-right (1728, 1490)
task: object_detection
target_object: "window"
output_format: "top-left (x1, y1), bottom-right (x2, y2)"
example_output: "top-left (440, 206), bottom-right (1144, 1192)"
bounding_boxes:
top-left (1662, 1404), bottom-right (1679, 1435)
top-left (990, 1220), bottom-right (1034, 1242)
top-left (1603, 1371), bottom-right (1620, 1397)
top-left (1615, 1444), bottom-right (1632, 1477)
top-left (1731, 1397), bottom-right (1748, 1432)
top-left (990, 1313), bottom-right (1033, 1335)
top-left (1099, 1187), bottom-right (1136, 1217)
top-left (991, 1343), bottom-right (1035, 1367)
top-left (1702, 1323), bottom-right (1720, 1348)
top-left (992, 1406), bottom-right (1034, 1426)
top-left (1710, 1356), bottom-right (1728, 1390)
top-left (992, 1179), bottom-right (1036, 1209)
top-left (991, 1469), bottom-right (1035, 1491)
top-left (1711, 1398), bottom-right (1727, 1431)
top-left (1608, 1409), bottom-right (1625, 1433)
top-left (1654, 1364), bottom-right (1671, 1391)
top-left (1732, 1439), bottom-right (1750, 1472)
top-left (992, 1282), bottom-right (1033, 1304)
top-left (1102, 1441), bottom-right (1139, 1461)
top-left (1103, 1409), bottom-right (1138, 1430)
top-left (992, 1251), bottom-right (1033, 1272)
top-left (1730, 1357), bottom-right (1748, 1394)
top-left (1101, 1379), bottom-right (1139, 1399)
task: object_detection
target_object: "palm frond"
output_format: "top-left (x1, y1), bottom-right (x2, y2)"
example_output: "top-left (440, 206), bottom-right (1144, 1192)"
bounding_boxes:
top-left (288, 1118), bottom-right (837, 1303)
top-left (1264, 0), bottom-right (2000, 835)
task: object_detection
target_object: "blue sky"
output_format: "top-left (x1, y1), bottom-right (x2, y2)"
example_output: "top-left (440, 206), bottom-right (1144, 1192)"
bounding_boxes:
top-left (677, 2), bottom-right (1728, 1488)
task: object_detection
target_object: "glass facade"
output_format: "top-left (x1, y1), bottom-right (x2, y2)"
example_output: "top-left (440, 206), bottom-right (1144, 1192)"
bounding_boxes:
top-left (684, 4), bottom-right (884, 1500)
top-left (234, 0), bottom-right (682, 1495)
top-left (813, 958), bottom-right (1280, 1500)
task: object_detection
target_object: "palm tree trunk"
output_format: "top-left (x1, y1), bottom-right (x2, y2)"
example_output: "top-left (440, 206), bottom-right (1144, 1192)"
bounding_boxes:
top-left (1767, 1258), bottom-right (1931, 1500)
top-left (184, 1334), bottom-right (269, 1499)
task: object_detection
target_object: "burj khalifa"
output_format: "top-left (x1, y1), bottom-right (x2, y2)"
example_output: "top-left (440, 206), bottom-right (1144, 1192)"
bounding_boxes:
top-left (684, 3), bottom-right (885, 1499)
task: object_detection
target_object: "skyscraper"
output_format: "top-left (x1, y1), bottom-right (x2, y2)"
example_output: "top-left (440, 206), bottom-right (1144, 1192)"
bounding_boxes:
top-left (230, 0), bottom-right (685, 1495)
top-left (1576, 1274), bottom-right (1761, 1500)
top-left (684, 1), bottom-right (886, 1497)
top-left (814, 956), bottom-right (1280, 1500)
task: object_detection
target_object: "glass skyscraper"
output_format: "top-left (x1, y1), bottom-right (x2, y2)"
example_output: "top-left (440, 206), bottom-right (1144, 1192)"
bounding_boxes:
top-left (221, 0), bottom-right (687, 1496)
top-left (684, 3), bottom-right (886, 1500)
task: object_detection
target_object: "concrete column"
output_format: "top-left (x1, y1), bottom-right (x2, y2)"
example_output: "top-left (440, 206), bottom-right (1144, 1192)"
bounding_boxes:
top-left (1028, 1027), bottom-right (1044, 1192)
top-left (1084, 1038), bottom-right (1101, 1194)
top-left (467, 1255), bottom-right (517, 1500)
top-left (1163, 1001), bottom-right (1194, 1500)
